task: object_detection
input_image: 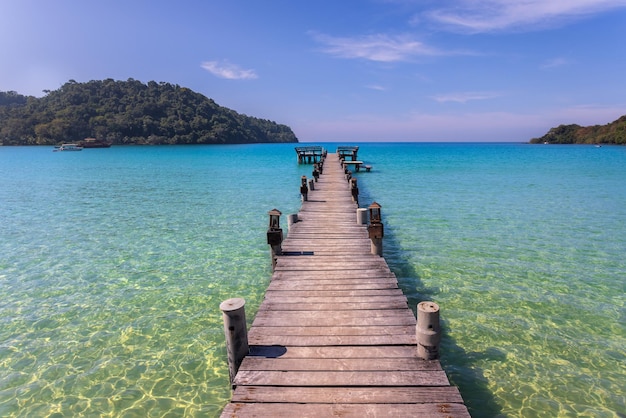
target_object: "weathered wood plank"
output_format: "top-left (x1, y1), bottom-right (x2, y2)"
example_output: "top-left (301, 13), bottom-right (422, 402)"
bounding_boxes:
top-left (239, 357), bottom-right (441, 372)
top-left (231, 385), bottom-right (464, 404)
top-left (248, 345), bottom-right (431, 359)
top-left (267, 279), bottom-right (399, 290)
top-left (271, 270), bottom-right (397, 280)
top-left (247, 325), bottom-right (414, 337)
top-left (259, 301), bottom-right (409, 310)
top-left (254, 308), bottom-right (415, 320)
top-left (263, 289), bottom-right (404, 297)
top-left (247, 334), bottom-right (416, 346)
top-left (234, 370), bottom-right (451, 386)
top-left (259, 295), bottom-right (408, 304)
top-left (221, 403), bottom-right (471, 417)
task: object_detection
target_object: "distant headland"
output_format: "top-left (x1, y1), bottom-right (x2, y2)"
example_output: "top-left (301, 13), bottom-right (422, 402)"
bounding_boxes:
top-left (0, 79), bottom-right (298, 146)
top-left (530, 115), bottom-right (626, 145)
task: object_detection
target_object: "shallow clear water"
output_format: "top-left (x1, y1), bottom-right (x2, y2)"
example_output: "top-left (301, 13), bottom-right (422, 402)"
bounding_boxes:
top-left (0, 143), bottom-right (624, 417)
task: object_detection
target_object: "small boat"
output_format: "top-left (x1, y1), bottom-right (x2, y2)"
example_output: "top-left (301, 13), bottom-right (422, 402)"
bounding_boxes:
top-left (53, 144), bottom-right (83, 152)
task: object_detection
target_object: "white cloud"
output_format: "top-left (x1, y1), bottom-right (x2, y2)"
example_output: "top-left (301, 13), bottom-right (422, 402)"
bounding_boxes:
top-left (366, 84), bottom-right (387, 91)
top-left (201, 60), bottom-right (258, 80)
top-left (541, 57), bottom-right (569, 69)
top-left (431, 91), bottom-right (501, 103)
top-left (426, 0), bottom-right (626, 33)
top-left (311, 32), bottom-right (443, 62)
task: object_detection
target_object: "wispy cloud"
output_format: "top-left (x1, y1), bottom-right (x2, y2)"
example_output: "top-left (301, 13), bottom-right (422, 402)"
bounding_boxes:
top-left (541, 57), bottom-right (569, 69)
top-left (425, 0), bottom-right (626, 33)
top-left (432, 91), bottom-right (501, 103)
top-left (201, 60), bottom-right (258, 80)
top-left (311, 32), bottom-right (443, 62)
top-left (366, 84), bottom-right (387, 91)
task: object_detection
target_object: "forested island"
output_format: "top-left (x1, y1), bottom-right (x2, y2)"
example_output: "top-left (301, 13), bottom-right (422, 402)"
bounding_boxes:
top-left (530, 115), bottom-right (626, 144)
top-left (0, 79), bottom-right (298, 146)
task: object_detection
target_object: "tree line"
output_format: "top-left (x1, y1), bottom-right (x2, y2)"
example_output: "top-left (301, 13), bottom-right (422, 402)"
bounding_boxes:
top-left (0, 79), bottom-right (298, 145)
top-left (530, 115), bottom-right (626, 144)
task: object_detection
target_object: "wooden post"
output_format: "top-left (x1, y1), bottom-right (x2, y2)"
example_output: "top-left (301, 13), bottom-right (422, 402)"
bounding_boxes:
top-left (356, 208), bottom-right (368, 225)
top-left (308, 178), bottom-right (315, 191)
top-left (220, 298), bottom-right (249, 387)
top-left (267, 209), bottom-right (283, 271)
top-left (370, 237), bottom-right (383, 256)
top-left (300, 176), bottom-right (308, 201)
top-left (287, 213), bottom-right (298, 230)
top-left (350, 178), bottom-right (358, 204)
top-left (416, 301), bottom-right (441, 360)
top-left (367, 202), bottom-right (384, 256)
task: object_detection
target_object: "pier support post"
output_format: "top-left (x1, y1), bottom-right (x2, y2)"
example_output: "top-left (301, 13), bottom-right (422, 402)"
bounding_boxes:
top-left (287, 213), bottom-right (298, 230)
top-left (350, 178), bottom-right (359, 204)
top-left (220, 298), bottom-right (249, 387)
top-left (267, 209), bottom-right (283, 271)
top-left (308, 178), bottom-right (315, 191)
top-left (300, 176), bottom-right (308, 201)
top-left (416, 301), bottom-right (441, 360)
top-left (367, 202), bottom-right (384, 256)
top-left (370, 237), bottom-right (383, 256)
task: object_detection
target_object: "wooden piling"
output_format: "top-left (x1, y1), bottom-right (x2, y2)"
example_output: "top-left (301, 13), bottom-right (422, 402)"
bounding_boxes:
top-left (417, 301), bottom-right (441, 360)
top-left (220, 298), bottom-right (249, 387)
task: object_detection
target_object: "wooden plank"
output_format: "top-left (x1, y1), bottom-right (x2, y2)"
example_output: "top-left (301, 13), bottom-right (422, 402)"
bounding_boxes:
top-left (271, 270), bottom-right (397, 280)
top-left (234, 370), bottom-right (451, 386)
top-left (252, 315), bottom-right (415, 327)
top-left (239, 357), bottom-right (441, 372)
top-left (259, 295), bottom-right (408, 304)
top-left (267, 279), bottom-right (399, 290)
top-left (247, 325), bottom-right (414, 337)
top-left (264, 289), bottom-right (405, 297)
top-left (231, 385), bottom-right (464, 404)
top-left (247, 334), bottom-right (416, 346)
top-left (253, 309), bottom-right (415, 321)
top-left (248, 345), bottom-right (432, 359)
top-left (259, 301), bottom-right (409, 310)
top-left (221, 403), bottom-right (471, 417)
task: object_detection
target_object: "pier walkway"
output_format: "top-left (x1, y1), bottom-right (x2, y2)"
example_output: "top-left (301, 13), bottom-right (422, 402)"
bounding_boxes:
top-left (220, 152), bottom-right (470, 417)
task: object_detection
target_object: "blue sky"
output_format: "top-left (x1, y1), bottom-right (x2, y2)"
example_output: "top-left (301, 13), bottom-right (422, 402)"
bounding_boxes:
top-left (1, 0), bottom-right (626, 142)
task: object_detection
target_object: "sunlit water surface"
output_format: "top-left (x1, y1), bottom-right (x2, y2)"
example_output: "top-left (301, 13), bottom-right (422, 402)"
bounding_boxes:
top-left (0, 143), bottom-right (624, 417)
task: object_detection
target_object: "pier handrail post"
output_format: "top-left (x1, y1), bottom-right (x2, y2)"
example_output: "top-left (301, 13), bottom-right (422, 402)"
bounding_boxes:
top-left (267, 209), bottom-right (283, 271)
top-left (220, 298), bottom-right (249, 388)
top-left (367, 202), bottom-right (384, 256)
top-left (416, 301), bottom-right (441, 360)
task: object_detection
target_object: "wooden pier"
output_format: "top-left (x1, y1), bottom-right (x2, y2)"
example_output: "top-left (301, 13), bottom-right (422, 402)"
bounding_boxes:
top-left (295, 146), bottom-right (325, 163)
top-left (220, 151), bottom-right (470, 417)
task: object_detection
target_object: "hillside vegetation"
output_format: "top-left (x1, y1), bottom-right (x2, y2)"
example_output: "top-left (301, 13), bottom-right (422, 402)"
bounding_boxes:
top-left (0, 79), bottom-right (298, 145)
top-left (530, 115), bottom-right (626, 144)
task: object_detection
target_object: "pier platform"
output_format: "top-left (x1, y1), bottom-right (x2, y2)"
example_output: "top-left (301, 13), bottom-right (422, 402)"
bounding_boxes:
top-left (295, 146), bottom-right (325, 163)
top-left (220, 151), bottom-right (470, 417)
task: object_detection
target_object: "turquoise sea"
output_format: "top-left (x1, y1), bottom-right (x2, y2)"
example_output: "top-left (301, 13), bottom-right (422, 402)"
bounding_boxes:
top-left (0, 143), bottom-right (624, 417)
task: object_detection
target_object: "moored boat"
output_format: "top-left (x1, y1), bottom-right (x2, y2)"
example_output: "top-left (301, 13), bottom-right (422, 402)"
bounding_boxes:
top-left (53, 144), bottom-right (83, 151)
